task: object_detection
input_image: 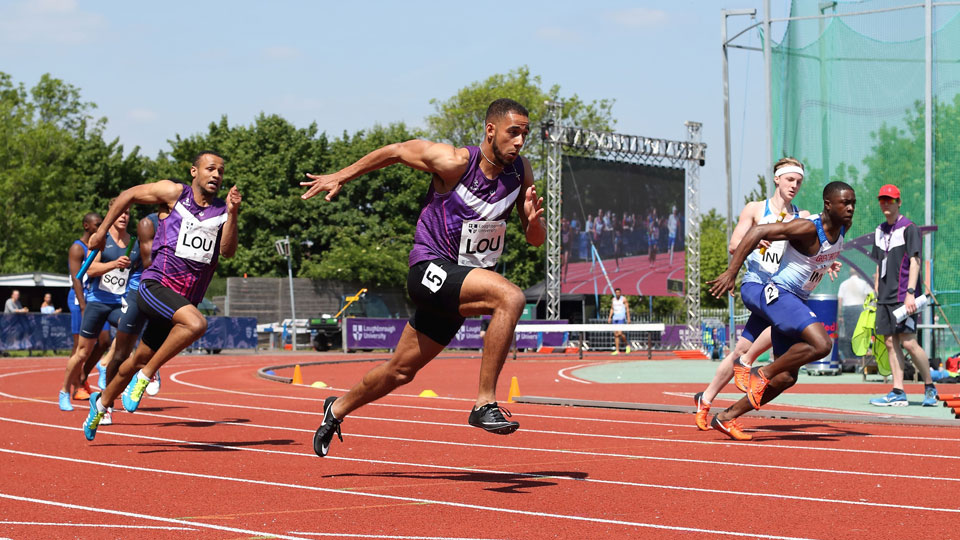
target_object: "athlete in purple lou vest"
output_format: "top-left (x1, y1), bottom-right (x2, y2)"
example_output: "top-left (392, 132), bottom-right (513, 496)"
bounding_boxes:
top-left (141, 184), bottom-right (229, 305)
top-left (81, 151), bottom-right (241, 441)
top-left (409, 145), bottom-right (523, 269)
top-left (301, 98), bottom-right (546, 458)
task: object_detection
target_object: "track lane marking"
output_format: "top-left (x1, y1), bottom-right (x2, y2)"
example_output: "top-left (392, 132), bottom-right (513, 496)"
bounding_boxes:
top-left (0, 447), bottom-right (827, 539)
top-left (0, 493), bottom-right (311, 540)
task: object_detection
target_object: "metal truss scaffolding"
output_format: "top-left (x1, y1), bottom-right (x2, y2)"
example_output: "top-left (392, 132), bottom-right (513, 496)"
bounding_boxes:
top-left (542, 104), bottom-right (706, 349)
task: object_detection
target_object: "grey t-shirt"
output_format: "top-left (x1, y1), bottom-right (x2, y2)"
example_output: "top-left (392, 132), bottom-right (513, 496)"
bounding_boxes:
top-left (4, 298), bottom-right (23, 313)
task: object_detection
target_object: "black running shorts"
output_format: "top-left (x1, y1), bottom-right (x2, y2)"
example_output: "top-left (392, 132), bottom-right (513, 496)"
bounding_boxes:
top-left (406, 259), bottom-right (476, 345)
top-left (137, 279), bottom-right (193, 351)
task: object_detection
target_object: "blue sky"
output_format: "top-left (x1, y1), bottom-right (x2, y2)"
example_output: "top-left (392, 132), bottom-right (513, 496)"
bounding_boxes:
top-left (0, 0), bottom-right (794, 216)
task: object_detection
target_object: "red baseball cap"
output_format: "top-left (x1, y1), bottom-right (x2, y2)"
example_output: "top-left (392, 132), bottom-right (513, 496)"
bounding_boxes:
top-left (878, 184), bottom-right (901, 199)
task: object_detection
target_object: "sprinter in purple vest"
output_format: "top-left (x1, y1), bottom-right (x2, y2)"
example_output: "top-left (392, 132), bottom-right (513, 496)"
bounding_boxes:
top-left (302, 98), bottom-right (546, 457)
top-left (81, 151), bottom-right (241, 441)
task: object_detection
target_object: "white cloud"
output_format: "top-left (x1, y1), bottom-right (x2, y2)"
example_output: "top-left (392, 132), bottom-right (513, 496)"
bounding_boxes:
top-left (0, 0), bottom-right (106, 44)
top-left (263, 46), bottom-right (301, 60)
top-left (127, 108), bottom-right (158, 123)
top-left (536, 26), bottom-right (584, 43)
top-left (604, 8), bottom-right (669, 29)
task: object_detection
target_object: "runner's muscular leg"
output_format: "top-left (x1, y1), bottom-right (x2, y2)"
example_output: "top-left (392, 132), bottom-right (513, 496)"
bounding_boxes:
top-left (82, 329), bottom-right (111, 382)
top-left (100, 342), bottom-right (154, 405)
top-left (331, 323), bottom-right (444, 419)
top-left (703, 335), bottom-right (756, 403)
top-left (758, 324), bottom-right (832, 380)
top-left (139, 304), bottom-right (207, 379)
top-left (458, 268), bottom-right (525, 408)
top-left (61, 336), bottom-right (97, 393)
top-left (106, 330), bottom-right (139, 385)
top-left (717, 368), bottom-right (800, 422)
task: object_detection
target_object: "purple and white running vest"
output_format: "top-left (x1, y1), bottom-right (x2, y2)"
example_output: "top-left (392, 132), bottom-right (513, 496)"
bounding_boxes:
top-left (141, 184), bottom-right (228, 304)
top-left (409, 146), bottom-right (525, 269)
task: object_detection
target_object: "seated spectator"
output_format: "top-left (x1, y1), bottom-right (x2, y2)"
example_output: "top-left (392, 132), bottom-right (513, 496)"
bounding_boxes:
top-left (40, 293), bottom-right (62, 314)
top-left (4, 290), bottom-right (28, 313)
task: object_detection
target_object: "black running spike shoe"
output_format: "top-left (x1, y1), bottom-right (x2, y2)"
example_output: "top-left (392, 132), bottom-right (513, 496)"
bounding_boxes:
top-left (313, 396), bottom-right (343, 457)
top-left (468, 402), bottom-right (519, 435)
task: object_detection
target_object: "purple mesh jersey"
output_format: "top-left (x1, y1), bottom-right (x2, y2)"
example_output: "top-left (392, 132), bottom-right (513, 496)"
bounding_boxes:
top-left (409, 146), bottom-right (525, 268)
top-left (141, 184), bottom-right (229, 304)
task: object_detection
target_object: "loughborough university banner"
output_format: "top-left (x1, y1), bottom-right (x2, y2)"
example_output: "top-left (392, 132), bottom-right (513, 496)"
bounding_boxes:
top-left (344, 319), bottom-right (569, 350)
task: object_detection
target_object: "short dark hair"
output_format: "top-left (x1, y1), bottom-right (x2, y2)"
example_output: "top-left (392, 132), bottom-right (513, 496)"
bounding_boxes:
top-left (823, 181), bottom-right (853, 200)
top-left (82, 212), bottom-right (100, 225)
top-left (192, 150), bottom-right (224, 167)
top-left (485, 98), bottom-right (528, 123)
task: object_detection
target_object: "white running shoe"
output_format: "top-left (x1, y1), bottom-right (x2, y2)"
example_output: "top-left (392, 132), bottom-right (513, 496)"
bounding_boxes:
top-left (146, 371), bottom-right (161, 396)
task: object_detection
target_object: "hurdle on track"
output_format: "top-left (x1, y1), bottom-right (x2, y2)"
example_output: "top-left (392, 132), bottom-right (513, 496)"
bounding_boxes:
top-left (515, 323), bottom-right (665, 360)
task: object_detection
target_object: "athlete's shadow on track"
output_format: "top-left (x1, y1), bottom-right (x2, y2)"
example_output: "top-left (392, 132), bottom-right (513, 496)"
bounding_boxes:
top-left (97, 438), bottom-right (297, 453)
top-left (748, 423), bottom-right (870, 441)
top-left (325, 470), bottom-right (588, 494)
top-left (144, 417), bottom-right (252, 428)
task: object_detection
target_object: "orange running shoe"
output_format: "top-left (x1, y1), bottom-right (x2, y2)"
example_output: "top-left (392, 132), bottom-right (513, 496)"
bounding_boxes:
top-left (73, 386), bottom-right (90, 400)
top-left (693, 392), bottom-right (710, 431)
top-left (733, 358), bottom-right (750, 393)
top-left (746, 366), bottom-right (770, 410)
top-left (711, 415), bottom-right (753, 441)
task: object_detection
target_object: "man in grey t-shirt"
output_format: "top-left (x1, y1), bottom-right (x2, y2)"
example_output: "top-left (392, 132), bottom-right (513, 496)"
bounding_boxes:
top-left (4, 290), bottom-right (28, 313)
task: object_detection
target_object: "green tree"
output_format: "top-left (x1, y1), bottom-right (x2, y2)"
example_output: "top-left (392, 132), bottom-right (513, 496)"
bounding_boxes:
top-left (0, 72), bottom-right (147, 274)
top-left (698, 209), bottom-right (731, 309)
top-left (161, 115), bottom-right (429, 286)
top-left (743, 174), bottom-right (768, 206)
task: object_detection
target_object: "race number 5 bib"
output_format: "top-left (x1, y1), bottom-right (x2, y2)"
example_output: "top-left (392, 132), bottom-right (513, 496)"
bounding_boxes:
top-left (99, 267), bottom-right (130, 296)
top-left (421, 262), bottom-right (447, 294)
top-left (458, 220), bottom-right (506, 268)
top-left (174, 203), bottom-right (226, 264)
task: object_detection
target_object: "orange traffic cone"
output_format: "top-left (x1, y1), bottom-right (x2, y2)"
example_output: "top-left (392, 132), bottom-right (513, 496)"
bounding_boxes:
top-left (292, 364), bottom-right (303, 385)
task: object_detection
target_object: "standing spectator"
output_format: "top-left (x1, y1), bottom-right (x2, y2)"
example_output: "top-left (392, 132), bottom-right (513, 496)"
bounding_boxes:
top-left (40, 293), bottom-right (62, 314)
top-left (869, 184), bottom-right (937, 407)
top-left (836, 271), bottom-right (873, 365)
top-left (4, 290), bottom-right (28, 313)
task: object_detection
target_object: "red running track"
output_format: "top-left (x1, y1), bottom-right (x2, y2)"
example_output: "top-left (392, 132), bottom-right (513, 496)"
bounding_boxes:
top-left (1, 352), bottom-right (959, 539)
top-left (562, 253), bottom-right (685, 296)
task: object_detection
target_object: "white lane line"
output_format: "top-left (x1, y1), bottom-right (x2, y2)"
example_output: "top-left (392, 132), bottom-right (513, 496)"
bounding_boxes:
top-left (92, 409), bottom-right (960, 484)
top-left (0, 521), bottom-right (194, 530)
top-left (5, 413), bottom-right (960, 512)
top-left (0, 448), bottom-right (822, 540)
top-left (167, 365), bottom-right (960, 444)
top-left (3, 382), bottom-right (959, 464)
top-left (662, 391), bottom-right (915, 418)
top-left (4, 364), bottom-right (960, 455)
top-left (289, 533), bottom-right (503, 540)
top-left (0, 493), bottom-right (311, 540)
top-left (556, 363), bottom-right (598, 384)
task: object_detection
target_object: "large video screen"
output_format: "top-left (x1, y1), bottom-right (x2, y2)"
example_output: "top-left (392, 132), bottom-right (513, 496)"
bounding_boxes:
top-left (560, 156), bottom-right (685, 296)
